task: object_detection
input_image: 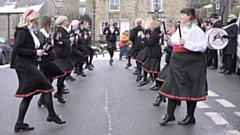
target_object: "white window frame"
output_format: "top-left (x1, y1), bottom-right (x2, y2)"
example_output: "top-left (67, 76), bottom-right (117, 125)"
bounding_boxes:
top-left (100, 21), bottom-right (120, 34)
top-left (215, 3), bottom-right (220, 10)
top-left (100, 21), bottom-right (109, 34)
top-left (79, 7), bottom-right (86, 15)
top-left (109, 0), bottom-right (120, 11)
top-left (56, 7), bottom-right (64, 14)
top-left (151, 0), bottom-right (162, 12)
top-left (79, 0), bottom-right (86, 2)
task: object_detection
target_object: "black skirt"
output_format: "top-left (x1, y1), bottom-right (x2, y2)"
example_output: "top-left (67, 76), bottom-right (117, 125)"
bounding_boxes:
top-left (55, 57), bottom-right (74, 73)
top-left (156, 64), bottom-right (169, 82)
top-left (159, 52), bottom-right (208, 101)
top-left (40, 61), bottom-right (66, 80)
top-left (15, 65), bottom-right (54, 98)
top-left (106, 41), bottom-right (116, 51)
top-left (136, 47), bottom-right (148, 63)
top-left (141, 57), bottom-right (161, 74)
top-left (71, 49), bottom-right (85, 66)
top-left (78, 45), bottom-right (90, 57)
top-left (129, 49), bottom-right (141, 59)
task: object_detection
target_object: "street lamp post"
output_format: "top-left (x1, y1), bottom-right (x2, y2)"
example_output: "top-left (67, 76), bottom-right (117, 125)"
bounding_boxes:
top-left (153, 3), bottom-right (159, 21)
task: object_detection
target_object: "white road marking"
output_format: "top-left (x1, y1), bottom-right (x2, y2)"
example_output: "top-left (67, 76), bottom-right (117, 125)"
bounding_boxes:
top-left (208, 90), bottom-right (219, 97)
top-left (225, 130), bottom-right (240, 135)
top-left (104, 67), bottom-right (113, 135)
top-left (215, 99), bottom-right (236, 108)
top-left (205, 112), bottom-right (229, 125)
top-left (234, 112), bottom-right (240, 117)
top-left (0, 64), bottom-right (10, 69)
top-left (197, 101), bottom-right (210, 108)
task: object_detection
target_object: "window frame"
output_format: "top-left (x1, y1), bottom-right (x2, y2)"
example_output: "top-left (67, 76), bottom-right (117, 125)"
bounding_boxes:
top-left (79, 7), bottom-right (86, 15)
top-left (109, 0), bottom-right (120, 12)
top-left (100, 21), bottom-right (109, 34)
top-left (56, 7), bottom-right (64, 15)
top-left (151, 0), bottom-right (162, 12)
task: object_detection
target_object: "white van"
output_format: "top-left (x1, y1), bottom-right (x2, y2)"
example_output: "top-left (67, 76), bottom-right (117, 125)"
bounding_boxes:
top-left (236, 14), bottom-right (240, 74)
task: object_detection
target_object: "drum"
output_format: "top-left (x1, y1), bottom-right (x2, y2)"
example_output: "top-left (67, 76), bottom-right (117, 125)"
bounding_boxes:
top-left (206, 28), bottom-right (228, 50)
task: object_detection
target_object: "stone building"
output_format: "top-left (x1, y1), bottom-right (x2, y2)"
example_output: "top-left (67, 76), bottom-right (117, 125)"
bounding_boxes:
top-left (53, 0), bottom-right (187, 42)
top-left (0, 0), bottom-right (56, 44)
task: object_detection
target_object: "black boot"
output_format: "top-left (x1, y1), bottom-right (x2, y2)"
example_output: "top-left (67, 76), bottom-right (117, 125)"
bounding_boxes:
top-left (137, 80), bottom-right (148, 87)
top-left (178, 116), bottom-right (195, 125)
top-left (14, 123), bottom-right (34, 132)
top-left (54, 93), bottom-right (66, 104)
top-left (47, 115), bottom-right (66, 124)
top-left (37, 100), bottom-right (45, 107)
top-left (109, 59), bottom-right (113, 65)
top-left (66, 75), bottom-right (75, 81)
top-left (125, 63), bottom-right (132, 69)
top-left (159, 114), bottom-right (175, 126)
top-left (153, 96), bottom-right (166, 106)
top-left (136, 75), bottom-right (142, 82)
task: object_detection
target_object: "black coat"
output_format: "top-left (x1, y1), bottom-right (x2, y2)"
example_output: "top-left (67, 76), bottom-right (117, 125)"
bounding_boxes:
top-left (223, 19), bottom-right (238, 55)
top-left (10, 26), bottom-right (37, 73)
top-left (103, 26), bottom-right (120, 42)
top-left (164, 45), bottom-right (173, 64)
top-left (145, 28), bottom-right (163, 58)
top-left (212, 20), bottom-right (222, 28)
top-left (53, 26), bottom-right (72, 58)
top-left (36, 31), bottom-right (55, 63)
top-left (129, 25), bottom-right (144, 50)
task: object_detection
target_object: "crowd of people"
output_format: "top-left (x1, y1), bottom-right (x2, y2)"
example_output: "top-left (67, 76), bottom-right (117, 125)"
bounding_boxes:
top-left (10, 6), bottom-right (239, 132)
top-left (118, 7), bottom-right (238, 126)
top-left (10, 9), bottom-right (95, 132)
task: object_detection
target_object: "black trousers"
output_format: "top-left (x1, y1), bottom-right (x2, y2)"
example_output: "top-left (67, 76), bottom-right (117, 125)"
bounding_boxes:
top-left (222, 54), bottom-right (235, 72)
top-left (207, 49), bottom-right (218, 67)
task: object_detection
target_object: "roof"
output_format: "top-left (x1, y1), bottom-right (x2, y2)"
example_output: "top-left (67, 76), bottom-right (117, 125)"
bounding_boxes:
top-left (204, 4), bottom-right (212, 9)
top-left (0, 0), bottom-right (44, 14)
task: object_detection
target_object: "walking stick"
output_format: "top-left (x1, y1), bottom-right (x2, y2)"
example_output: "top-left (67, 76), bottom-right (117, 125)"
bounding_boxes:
top-left (162, 21), bottom-right (167, 34)
top-left (177, 21), bottom-right (183, 46)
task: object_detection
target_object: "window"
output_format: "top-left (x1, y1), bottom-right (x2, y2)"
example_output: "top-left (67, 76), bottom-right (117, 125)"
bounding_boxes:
top-left (151, 0), bottom-right (162, 12)
top-left (56, 0), bottom-right (64, 2)
top-left (79, 7), bottom-right (86, 15)
top-left (56, 7), bottom-right (64, 15)
top-left (100, 21), bottom-right (108, 34)
top-left (109, 0), bottom-right (120, 11)
top-left (79, 0), bottom-right (86, 2)
top-left (215, 3), bottom-right (220, 10)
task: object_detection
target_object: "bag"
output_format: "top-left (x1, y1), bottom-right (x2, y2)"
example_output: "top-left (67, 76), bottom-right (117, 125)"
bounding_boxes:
top-left (118, 41), bottom-right (124, 48)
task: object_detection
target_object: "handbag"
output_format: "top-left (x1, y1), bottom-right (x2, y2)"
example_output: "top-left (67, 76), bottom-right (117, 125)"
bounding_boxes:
top-left (118, 41), bottom-right (124, 48)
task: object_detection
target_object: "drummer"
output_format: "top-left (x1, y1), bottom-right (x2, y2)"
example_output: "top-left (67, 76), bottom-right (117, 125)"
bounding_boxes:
top-left (207, 13), bottom-right (222, 70)
top-left (220, 14), bottom-right (238, 75)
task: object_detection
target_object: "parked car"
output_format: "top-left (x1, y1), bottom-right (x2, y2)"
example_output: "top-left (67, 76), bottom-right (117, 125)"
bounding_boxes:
top-left (0, 37), bottom-right (12, 65)
top-left (236, 33), bottom-right (240, 74)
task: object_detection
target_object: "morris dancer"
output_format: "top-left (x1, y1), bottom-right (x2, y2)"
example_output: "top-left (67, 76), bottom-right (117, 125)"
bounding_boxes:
top-left (11, 10), bottom-right (65, 132)
top-left (159, 8), bottom-right (208, 126)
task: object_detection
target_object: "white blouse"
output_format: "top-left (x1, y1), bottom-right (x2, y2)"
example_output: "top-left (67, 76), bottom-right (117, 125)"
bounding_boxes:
top-left (170, 23), bottom-right (207, 52)
top-left (28, 27), bottom-right (40, 49)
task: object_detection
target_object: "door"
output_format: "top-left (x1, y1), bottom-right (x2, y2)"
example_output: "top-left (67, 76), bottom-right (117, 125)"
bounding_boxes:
top-left (120, 21), bottom-right (130, 38)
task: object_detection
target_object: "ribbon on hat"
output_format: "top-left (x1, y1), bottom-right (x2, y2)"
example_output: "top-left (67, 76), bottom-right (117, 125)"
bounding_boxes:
top-left (26, 9), bottom-right (34, 17)
top-left (195, 13), bottom-right (199, 21)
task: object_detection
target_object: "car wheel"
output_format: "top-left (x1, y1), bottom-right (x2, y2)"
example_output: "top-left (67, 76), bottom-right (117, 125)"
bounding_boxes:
top-left (0, 53), bottom-right (6, 65)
